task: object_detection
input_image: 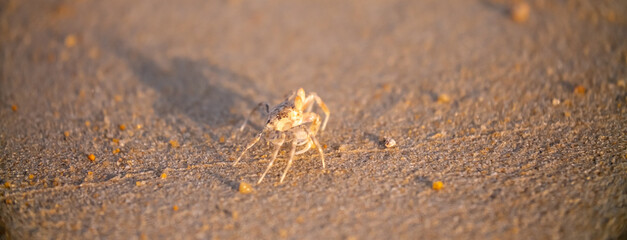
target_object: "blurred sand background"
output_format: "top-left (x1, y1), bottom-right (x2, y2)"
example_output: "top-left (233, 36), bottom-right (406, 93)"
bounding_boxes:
top-left (1, 0), bottom-right (626, 239)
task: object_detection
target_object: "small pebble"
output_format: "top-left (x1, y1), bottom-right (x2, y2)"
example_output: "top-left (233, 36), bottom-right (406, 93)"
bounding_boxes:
top-left (574, 85), bottom-right (586, 95)
top-left (239, 182), bottom-right (254, 194)
top-left (437, 94), bottom-right (451, 104)
top-left (511, 2), bottom-right (530, 23)
top-left (384, 137), bottom-right (397, 148)
top-left (432, 181), bottom-right (444, 190)
top-left (617, 79), bottom-right (625, 88)
top-left (430, 132), bottom-right (444, 139)
top-left (552, 98), bottom-right (561, 106)
top-left (64, 34), bottom-right (77, 47)
top-left (279, 229), bottom-right (288, 238)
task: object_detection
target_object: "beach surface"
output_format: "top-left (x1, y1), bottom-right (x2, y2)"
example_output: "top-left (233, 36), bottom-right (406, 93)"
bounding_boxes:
top-left (1, 0), bottom-right (626, 239)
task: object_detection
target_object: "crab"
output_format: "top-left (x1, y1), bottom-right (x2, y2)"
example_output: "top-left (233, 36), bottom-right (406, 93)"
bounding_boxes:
top-left (233, 88), bottom-right (330, 184)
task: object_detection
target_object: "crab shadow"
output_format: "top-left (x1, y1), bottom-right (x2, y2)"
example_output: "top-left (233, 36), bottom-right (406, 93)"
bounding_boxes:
top-left (101, 37), bottom-right (281, 133)
top-left (101, 38), bottom-right (272, 186)
top-left (117, 48), bottom-right (267, 131)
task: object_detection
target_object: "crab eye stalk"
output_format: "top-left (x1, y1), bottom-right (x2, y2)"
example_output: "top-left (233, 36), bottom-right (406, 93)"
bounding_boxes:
top-left (294, 95), bottom-right (303, 110)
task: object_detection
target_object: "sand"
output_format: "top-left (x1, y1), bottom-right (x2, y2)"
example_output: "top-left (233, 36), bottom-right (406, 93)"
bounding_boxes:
top-left (1, 0), bottom-right (626, 239)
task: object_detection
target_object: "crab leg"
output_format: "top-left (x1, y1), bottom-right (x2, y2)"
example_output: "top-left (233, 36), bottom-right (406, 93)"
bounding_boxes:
top-left (239, 102), bottom-right (270, 131)
top-left (280, 141), bottom-right (298, 183)
top-left (301, 93), bottom-right (330, 131)
top-left (307, 129), bottom-right (325, 168)
top-left (294, 113), bottom-right (319, 154)
top-left (295, 141), bottom-right (312, 155)
top-left (257, 134), bottom-right (285, 184)
top-left (301, 95), bottom-right (315, 113)
top-left (233, 131), bottom-right (264, 166)
top-left (312, 94), bottom-right (330, 131)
